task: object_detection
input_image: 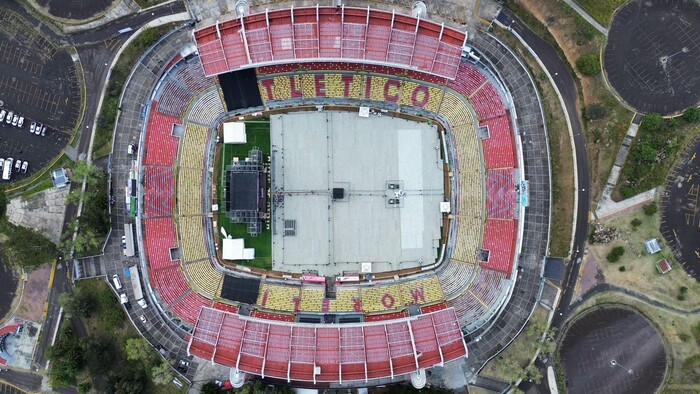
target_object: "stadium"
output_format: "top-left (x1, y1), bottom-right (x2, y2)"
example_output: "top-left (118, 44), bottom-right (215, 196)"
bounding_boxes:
top-left (116, 2), bottom-right (551, 389)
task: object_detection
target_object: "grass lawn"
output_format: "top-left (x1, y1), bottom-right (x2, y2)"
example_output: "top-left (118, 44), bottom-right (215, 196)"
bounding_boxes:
top-left (574, 0), bottom-right (628, 26)
top-left (589, 200), bottom-right (700, 308)
top-left (216, 119), bottom-right (272, 270)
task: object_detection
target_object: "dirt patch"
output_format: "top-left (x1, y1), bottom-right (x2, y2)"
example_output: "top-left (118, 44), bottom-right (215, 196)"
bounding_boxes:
top-left (512, 0), bottom-right (633, 200)
top-left (14, 264), bottom-right (51, 323)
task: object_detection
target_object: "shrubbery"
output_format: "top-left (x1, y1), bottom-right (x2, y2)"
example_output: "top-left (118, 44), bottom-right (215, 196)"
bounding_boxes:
top-left (620, 112), bottom-right (691, 198)
top-left (643, 202), bottom-right (658, 216)
top-left (576, 54), bottom-right (600, 76)
top-left (607, 246), bottom-right (625, 262)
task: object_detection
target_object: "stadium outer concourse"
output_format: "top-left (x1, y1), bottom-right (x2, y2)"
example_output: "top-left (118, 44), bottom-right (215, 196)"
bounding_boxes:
top-left (113, 4), bottom-right (551, 389)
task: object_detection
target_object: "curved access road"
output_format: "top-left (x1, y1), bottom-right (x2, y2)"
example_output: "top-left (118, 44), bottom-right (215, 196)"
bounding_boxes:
top-left (498, 9), bottom-right (591, 327)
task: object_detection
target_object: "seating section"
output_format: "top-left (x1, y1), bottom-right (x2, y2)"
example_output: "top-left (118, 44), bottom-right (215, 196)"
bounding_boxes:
top-left (399, 276), bottom-right (444, 305)
top-left (177, 168), bottom-right (203, 215)
top-left (180, 124), bottom-right (209, 169)
top-left (480, 219), bottom-right (518, 277)
top-left (213, 302), bottom-right (239, 314)
top-left (298, 286), bottom-right (325, 312)
top-left (486, 169), bottom-right (517, 219)
top-left (469, 269), bottom-right (507, 309)
top-left (143, 105), bottom-right (180, 166)
top-left (187, 89), bottom-right (224, 126)
top-left (420, 302), bottom-right (447, 314)
top-left (258, 72), bottom-right (445, 114)
top-left (360, 283), bottom-right (403, 313)
top-left (184, 259), bottom-right (223, 297)
top-left (157, 79), bottom-right (194, 118)
top-left (257, 283), bottom-right (301, 312)
top-left (482, 115), bottom-right (516, 169)
top-left (178, 215), bottom-right (208, 262)
top-left (172, 290), bottom-right (212, 325)
top-left (143, 166), bottom-right (175, 218)
top-left (151, 265), bottom-right (189, 306)
top-left (436, 259), bottom-right (479, 300)
top-left (251, 310), bottom-right (295, 322)
top-left (364, 310), bottom-right (408, 321)
top-left (449, 62), bottom-right (488, 97)
top-left (173, 60), bottom-right (215, 92)
top-left (470, 82), bottom-right (506, 122)
top-left (329, 287), bottom-right (362, 313)
top-left (194, 7), bottom-right (464, 79)
top-left (144, 218), bottom-right (179, 271)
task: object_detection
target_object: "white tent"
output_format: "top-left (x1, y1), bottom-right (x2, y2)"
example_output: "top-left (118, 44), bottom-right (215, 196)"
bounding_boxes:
top-left (223, 122), bottom-right (247, 144)
top-left (222, 238), bottom-right (244, 260)
top-left (222, 238), bottom-right (256, 260)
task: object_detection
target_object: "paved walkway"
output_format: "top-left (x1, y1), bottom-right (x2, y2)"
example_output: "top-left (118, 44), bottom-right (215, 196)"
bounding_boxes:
top-left (562, 0), bottom-right (609, 36)
top-left (595, 114), bottom-right (651, 220)
top-left (6, 187), bottom-right (69, 244)
top-left (570, 283), bottom-right (700, 315)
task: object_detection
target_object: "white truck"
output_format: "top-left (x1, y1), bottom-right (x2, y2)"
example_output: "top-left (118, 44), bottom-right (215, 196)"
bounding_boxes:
top-left (129, 266), bottom-right (148, 309)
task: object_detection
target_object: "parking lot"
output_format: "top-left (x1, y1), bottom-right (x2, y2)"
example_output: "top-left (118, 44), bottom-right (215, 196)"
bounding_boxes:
top-left (0, 6), bottom-right (82, 181)
top-left (0, 119), bottom-right (68, 181)
top-left (35, 0), bottom-right (118, 21)
top-left (0, 7), bottom-right (82, 132)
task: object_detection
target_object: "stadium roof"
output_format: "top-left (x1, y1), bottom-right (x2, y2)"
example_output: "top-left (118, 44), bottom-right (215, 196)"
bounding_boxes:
top-left (193, 5), bottom-right (467, 79)
top-left (188, 307), bottom-right (467, 383)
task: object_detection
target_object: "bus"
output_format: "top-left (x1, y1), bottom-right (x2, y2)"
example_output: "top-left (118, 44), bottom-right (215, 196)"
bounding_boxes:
top-left (128, 265), bottom-right (147, 309)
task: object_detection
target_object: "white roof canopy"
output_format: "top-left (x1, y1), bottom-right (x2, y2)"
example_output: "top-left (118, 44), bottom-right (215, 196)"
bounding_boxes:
top-left (223, 122), bottom-right (247, 144)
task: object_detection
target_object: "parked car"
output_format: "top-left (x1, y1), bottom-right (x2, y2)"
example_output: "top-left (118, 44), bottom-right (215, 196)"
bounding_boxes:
top-left (35, 123), bottom-right (42, 135)
top-left (0, 159), bottom-right (4, 172)
top-left (20, 161), bottom-right (28, 174)
top-left (11, 114), bottom-right (18, 126)
top-left (139, 315), bottom-right (147, 324)
top-left (41, 126), bottom-right (46, 136)
top-left (14, 160), bottom-right (22, 171)
top-left (30, 121), bottom-right (35, 133)
top-left (6, 111), bottom-right (13, 124)
top-left (0, 110), bottom-right (6, 122)
top-left (17, 116), bottom-right (24, 128)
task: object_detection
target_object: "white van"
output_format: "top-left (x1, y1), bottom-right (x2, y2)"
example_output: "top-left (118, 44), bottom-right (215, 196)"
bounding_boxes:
top-left (2, 158), bottom-right (13, 181)
top-left (112, 274), bottom-right (122, 290)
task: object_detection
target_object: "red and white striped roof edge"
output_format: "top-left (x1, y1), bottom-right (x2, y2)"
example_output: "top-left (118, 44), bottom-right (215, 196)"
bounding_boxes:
top-left (188, 306), bottom-right (467, 383)
top-left (193, 5), bottom-right (468, 80)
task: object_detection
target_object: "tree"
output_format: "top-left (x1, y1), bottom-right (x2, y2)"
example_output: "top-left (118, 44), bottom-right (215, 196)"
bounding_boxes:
top-left (108, 365), bottom-right (149, 394)
top-left (0, 187), bottom-right (7, 218)
top-left (80, 334), bottom-right (115, 375)
top-left (640, 113), bottom-right (667, 133)
top-left (201, 382), bottom-right (222, 394)
top-left (682, 107), bottom-right (700, 123)
top-left (643, 202), bottom-right (658, 216)
top-left (78, 382), bottom-right (92, 394)
top-left (125, 338), bottom-right (156, 363)
top-left (47, 325), bottom-right (83, 388)
top-left (151, 361), bottom-right (174, 386)
top-left (59, 288), bottom-right (96, 318)
top-left (607, 246), bottom-right (625, 262)
top-left (2, 222), bottom-right (56, 271)
top-left (576, 54), bottom-right (600, 76)
top-left (521, 364), bottom-right (544, 384)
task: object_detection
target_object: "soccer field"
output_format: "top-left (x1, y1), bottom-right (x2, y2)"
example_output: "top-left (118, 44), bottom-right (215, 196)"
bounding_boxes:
top-left (217, 118), bottom-right (272, 269)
